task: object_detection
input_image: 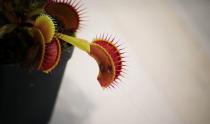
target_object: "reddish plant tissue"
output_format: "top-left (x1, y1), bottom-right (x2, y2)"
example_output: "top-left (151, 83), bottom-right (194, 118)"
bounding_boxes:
top-left (38, 38), bottom-right (61, 73)
top-left (90, 36), bottom-right (126, 88)
top-left (45, 0), bottom-right (83, 34)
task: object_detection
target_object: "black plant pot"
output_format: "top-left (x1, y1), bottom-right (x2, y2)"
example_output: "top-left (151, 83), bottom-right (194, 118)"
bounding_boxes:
top-left (0, 46), bottom-right (74, 124)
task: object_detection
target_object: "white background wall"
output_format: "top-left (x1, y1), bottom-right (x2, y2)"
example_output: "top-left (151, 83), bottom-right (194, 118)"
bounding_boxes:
top-left (50, 0), bottom-right (210, 124)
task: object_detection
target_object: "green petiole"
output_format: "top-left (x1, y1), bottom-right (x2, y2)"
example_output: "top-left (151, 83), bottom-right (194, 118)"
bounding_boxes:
top-left (56, 33), bottom-right (90, 53)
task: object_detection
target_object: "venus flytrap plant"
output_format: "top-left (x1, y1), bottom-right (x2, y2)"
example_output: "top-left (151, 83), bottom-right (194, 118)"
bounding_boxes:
top-left (33, 13), bottom-right (126, 88)
top-left (0, 0), bottom-right (127, 89)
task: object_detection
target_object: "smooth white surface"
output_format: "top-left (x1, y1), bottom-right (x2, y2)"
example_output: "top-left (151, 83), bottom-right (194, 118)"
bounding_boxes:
top-left (50, 0), bottom-right (210, 124)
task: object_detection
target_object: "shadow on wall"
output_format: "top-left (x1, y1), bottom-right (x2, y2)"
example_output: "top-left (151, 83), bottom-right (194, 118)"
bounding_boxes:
top-left (50, 77), bottom-right (94, 124)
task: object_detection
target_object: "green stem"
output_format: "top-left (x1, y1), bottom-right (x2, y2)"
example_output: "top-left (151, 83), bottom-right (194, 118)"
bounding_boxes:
top-left (56, 33), bottom-right (90, 53)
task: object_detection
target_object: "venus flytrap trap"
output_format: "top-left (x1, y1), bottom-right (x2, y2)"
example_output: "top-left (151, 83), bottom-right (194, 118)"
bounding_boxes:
top-left (57, 33), bottom-right (126, 88)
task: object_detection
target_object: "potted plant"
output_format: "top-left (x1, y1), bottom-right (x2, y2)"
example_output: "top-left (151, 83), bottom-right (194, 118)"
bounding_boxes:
top-left (0, 0), bottom-right (126, 124)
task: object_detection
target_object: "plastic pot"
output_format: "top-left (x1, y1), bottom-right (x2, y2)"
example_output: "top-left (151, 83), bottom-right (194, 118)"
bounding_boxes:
top-left (0, 46), bottom-right (74, 124)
